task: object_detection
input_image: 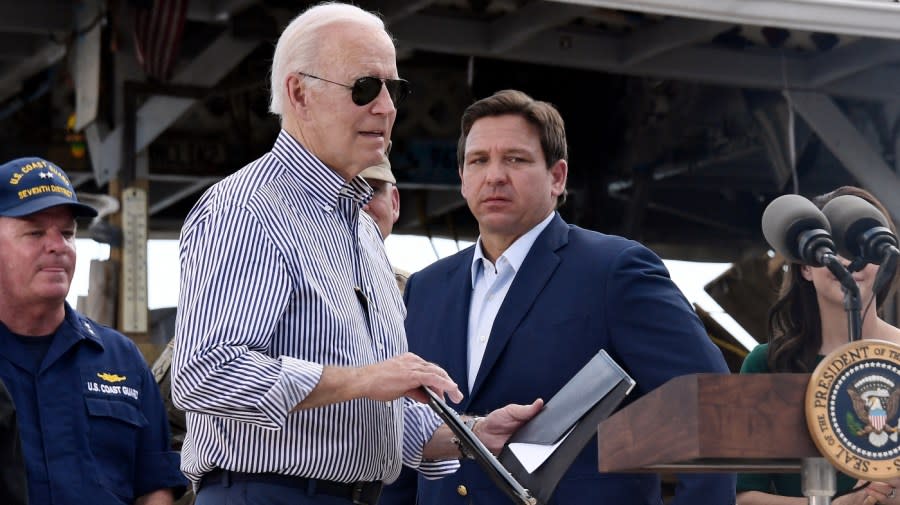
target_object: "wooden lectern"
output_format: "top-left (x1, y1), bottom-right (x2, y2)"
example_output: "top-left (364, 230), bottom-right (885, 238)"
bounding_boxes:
top-left (598, 373), bottom-right (819, 474)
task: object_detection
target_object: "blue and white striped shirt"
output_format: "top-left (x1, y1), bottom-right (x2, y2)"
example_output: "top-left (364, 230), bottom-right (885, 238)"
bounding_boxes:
top-left (172, 130), bottom-right (455, 485)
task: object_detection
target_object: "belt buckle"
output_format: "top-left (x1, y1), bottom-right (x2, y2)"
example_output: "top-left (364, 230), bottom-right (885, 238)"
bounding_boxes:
top-left (351, 482), bottom-right (366, 505)
top-left (351, 481), bottom-right (382, 505)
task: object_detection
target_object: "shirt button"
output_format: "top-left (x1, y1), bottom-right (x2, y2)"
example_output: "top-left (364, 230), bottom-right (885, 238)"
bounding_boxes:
top-left (457, 485), bottom-right (468, 496)
top-left (479, 335), bottom-right (487, 343)
top-left (376, 343), bottom-right (384, 351)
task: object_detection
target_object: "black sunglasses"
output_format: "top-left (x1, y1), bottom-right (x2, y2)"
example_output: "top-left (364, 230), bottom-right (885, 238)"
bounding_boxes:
top-left (298, 72), bottom-right (411, 106)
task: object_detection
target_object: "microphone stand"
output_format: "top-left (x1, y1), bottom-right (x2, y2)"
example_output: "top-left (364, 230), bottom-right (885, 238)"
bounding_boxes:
top-left (801, 229), bottom-right (862, 342)
top-left (872, 248), bottom-right (900, 306)
top-left (821, 254), bottom-right (862, 342)
top-left (803, 254), bottom-right (859, 505)
top-left (795, 232), bottom-right (866, 504)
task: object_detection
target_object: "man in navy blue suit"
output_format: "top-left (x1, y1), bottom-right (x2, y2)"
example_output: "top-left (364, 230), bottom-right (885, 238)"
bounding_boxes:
top-left (382, 89), bottom-right (735, 505)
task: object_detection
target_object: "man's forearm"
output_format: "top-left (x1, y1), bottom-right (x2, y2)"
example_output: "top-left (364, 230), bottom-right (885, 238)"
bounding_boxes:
top-left (423, 423), bottom-right (461, 461)
top-left (294, 353), bottom-right (463, 411)
top-left (421, 419), bottom-right (478, 461)
top-left (292, 366), bottom-right (365, 410)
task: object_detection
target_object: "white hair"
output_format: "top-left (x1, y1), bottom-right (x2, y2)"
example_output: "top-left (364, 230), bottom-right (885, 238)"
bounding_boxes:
top-left (269, 2), bottom-right (387, 117)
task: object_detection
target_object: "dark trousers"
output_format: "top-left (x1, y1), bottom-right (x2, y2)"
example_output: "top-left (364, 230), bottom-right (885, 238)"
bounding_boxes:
top-left (196, 478), bottom-right (353, 505)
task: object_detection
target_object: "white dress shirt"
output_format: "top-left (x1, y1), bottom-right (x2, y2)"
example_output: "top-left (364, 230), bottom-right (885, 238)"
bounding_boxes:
top-left (467, 211), bottom-right (556, 390)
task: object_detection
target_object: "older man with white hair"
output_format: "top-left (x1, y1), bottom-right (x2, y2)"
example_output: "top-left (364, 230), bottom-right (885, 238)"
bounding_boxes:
top-left (170, 3), bottom-right (542, 505)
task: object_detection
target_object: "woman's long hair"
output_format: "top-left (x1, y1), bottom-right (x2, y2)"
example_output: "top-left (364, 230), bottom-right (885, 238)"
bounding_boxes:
top-left (767, 186), bottom-right (899, 372)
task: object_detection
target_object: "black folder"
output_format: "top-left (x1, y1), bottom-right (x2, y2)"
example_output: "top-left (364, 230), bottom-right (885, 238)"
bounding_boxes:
top-left (423, 350), bottom-right (634, 505)
top-left (498, 350), bottom-right (635, 504)
top-left (423, 387), bottom-right (538, 505)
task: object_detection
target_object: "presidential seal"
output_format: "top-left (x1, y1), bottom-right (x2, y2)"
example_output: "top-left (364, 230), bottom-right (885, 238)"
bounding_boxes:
top-left (806, 339), bottom-right (900, 480)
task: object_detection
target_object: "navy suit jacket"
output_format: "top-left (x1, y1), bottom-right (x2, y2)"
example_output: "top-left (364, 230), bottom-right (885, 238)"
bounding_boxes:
top-left (387, 214), bottom-right (735, 505)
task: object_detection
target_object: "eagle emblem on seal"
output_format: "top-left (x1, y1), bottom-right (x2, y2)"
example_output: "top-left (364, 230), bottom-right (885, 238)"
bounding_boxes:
top-left (847, 375), bottom-right (900, 447)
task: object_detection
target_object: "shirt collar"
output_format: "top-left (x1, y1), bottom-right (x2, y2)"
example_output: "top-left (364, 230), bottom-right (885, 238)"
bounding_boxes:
top-left (0, 303), bottom-right (104, 373)
top-left (62, 303), bottom-right (104, 348)
top-left (271, 129), bottom-right (374, 212)
top-left (0, 303), bottom-right (101, 347)
top-left (470, 211), bottom-right (556, 288)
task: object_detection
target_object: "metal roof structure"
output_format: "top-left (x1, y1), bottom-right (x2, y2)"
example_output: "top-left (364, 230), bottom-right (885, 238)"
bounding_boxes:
top-left (2, 0), bottom-right (900, 262)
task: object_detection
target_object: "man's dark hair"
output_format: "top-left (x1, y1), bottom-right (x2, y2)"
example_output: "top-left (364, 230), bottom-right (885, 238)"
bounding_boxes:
top-left (457, 89), bottom-right (568, 206)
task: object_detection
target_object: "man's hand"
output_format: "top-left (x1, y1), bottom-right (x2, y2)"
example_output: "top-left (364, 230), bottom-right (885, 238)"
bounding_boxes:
top-left (360, 352), bottom-right (463, 404)
top-left (860, 477), bottom-right (900, 505)
top-left (295, 353), bottom-right (462, 410)
top-left (476, 399), bottom-right (544, 454)
top-left (422, 398), bottom-right (544, 460)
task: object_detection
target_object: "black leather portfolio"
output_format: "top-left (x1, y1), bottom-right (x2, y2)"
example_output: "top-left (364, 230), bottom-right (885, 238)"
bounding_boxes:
top-left (423, 386), bottom-right (538, 505)
top-left (423, 349), bottom-right (635, 505)
top-left (499, 350), bottom-right (635, 504)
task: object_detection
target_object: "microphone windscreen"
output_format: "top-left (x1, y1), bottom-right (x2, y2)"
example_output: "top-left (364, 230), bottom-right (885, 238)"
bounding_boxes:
top-left (821, 195), bottom-right (890, 259)
top-left (761, 194), bottom-right (831, 263)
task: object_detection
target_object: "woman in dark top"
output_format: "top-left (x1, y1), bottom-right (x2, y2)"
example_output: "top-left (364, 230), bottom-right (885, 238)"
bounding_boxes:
top-left (737, 186), bottom-right (900, 505)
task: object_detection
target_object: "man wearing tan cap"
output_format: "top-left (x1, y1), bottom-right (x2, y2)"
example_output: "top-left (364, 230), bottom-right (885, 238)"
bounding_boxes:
top-left (360, 155), bottom-right (410, 293)
top-left (359, 155), bottom-right (398, 239)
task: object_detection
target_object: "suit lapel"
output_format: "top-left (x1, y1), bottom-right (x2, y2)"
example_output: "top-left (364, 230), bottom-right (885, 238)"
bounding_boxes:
top-left (442, 248), bottom-right (476, 403)
top-left (469, 215), bottom-right (569, 400)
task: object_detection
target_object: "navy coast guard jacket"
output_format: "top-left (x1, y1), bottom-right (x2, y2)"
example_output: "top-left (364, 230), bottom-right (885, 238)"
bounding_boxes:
top-left (0, 304), bottom-right (186, 505)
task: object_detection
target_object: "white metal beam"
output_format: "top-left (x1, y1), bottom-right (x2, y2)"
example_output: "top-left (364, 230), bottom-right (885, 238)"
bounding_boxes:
top-left (0, 42), bottom-right (65, 103)
top-left (548, 0), bottom-right (900, 41)
top-left (0, 34), bottom-right (45, 60)
top-left (186, 0), bottom-right (257, 22)
top-left (807, 38), bottom-right (900, 87)
top-left (87, 33), bottom-right (259, 184)
top-left (391, 14), bottom-right (900, 102)
top-left (789, 91), bottom-right (900, 219)
top-left (624, 44), bottom-right (806, 89)
top-left (488, 1), bottom-right (589, 53)
top-left (0, 0), bottom-right (71, 34)
top-left (149, 178), bottom-right (219, 216)
top-left (379, 0), bottom-right (437, 25)
top-left (72, 0), bottom-right (103, 130)
top-left (395, 14), bottom-right (488, 55)
top-left (619, 17), bottom-right (730, 65)
top-left (825, 65), bottom-right (900, 102)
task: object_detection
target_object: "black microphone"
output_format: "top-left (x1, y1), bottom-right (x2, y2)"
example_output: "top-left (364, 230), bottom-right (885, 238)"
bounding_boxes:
top-left (761, 194), bottom-right (837, 267)
top-left (821, 194), bottom-right (900, 265)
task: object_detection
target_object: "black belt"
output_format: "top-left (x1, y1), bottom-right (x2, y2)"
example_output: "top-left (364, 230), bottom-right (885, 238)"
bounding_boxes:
top-left (199, 469), bottom-right (383, 505)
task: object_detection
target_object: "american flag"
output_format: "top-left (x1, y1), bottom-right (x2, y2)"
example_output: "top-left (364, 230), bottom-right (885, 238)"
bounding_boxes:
top-left (871, 404), bottom-right (887, 432)
top-left (133, 0), bottom-right (189, 82)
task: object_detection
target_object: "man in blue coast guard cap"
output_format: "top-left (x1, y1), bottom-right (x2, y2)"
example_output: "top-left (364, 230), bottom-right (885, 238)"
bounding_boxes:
top-left (0, 157), bottom-right (187, 505)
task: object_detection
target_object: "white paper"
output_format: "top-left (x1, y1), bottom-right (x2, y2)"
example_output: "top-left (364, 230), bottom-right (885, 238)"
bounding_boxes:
top-left (507, 427), bottom-right (575, 473)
